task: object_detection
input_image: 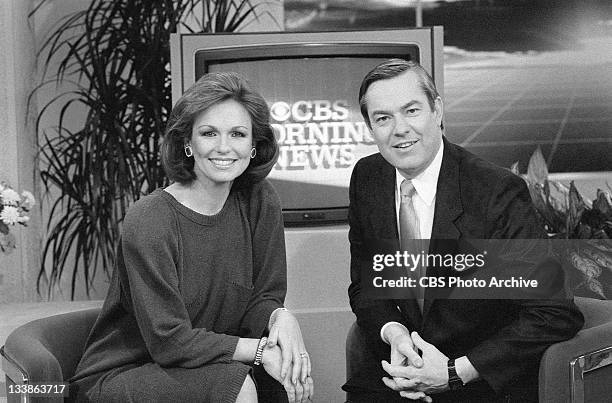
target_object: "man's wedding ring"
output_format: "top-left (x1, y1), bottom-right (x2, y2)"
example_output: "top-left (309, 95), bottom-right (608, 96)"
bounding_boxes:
top-left (300, 352), bottom-right (308, 358)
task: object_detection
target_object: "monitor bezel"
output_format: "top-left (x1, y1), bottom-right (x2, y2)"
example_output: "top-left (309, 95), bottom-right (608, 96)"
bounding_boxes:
top-left (195, 42), bottom-right (421, 77)
top-left (170, 28), bottom-right (443, 226)
top-left (195, 44), bottom-right (421, 226)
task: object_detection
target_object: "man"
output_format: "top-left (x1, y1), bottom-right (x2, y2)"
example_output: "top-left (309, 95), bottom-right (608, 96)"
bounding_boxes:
top-left (343, 59), bottom-right (583, 402)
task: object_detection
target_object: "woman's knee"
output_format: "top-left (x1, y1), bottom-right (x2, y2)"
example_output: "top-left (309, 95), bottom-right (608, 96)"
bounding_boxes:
top-left (235, 374), bottom-right (257, 403)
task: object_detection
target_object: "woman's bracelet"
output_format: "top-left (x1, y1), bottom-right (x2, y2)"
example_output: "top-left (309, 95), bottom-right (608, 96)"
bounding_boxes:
top-left (253, 336), bottom-right (268, 366)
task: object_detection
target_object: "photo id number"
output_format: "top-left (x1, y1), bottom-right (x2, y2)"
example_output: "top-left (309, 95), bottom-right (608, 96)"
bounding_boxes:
top-left (7, 382), bottom-right (68, 397)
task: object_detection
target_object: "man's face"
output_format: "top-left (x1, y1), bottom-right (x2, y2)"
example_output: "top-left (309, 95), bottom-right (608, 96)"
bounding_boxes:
top-left (364, 70), bottom-right (443, 178)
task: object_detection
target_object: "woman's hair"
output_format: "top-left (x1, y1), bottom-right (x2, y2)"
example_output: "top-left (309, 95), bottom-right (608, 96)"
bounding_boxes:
top-left (161, 72), bottom-right (278, 188)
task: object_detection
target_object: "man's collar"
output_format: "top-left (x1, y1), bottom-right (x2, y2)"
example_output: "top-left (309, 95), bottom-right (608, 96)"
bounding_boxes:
top-left (395, 140), bottom-right (444, 206)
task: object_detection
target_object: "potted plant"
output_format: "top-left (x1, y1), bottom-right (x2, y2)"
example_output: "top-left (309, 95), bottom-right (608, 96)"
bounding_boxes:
top-left (512, 148), bottom-right (612, 299)
top-left (0, 181), bottom-right (36, 254)
top-left (32, 0), bottom-right (275, 298)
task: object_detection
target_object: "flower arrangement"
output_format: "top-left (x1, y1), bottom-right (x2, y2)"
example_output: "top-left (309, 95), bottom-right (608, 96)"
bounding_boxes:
top-left (511, 148), bottom-right (612, 299)
top-left (0, 181), bottom-right (36, 254)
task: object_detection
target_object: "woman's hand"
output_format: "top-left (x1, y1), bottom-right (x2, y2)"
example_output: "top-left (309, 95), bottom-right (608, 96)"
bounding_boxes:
top-left (267, 309), bottom-right (311, 385)
top-left (262, 344), bottom-right (314, 403)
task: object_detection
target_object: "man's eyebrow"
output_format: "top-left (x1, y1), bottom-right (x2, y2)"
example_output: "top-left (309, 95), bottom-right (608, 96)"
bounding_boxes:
top-left (401, 100), bottom-right (423, 109)
top-left (370, 100), bottom-right (423, 115)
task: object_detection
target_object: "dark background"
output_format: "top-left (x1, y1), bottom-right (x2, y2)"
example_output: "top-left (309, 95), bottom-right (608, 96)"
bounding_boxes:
top-left (285, 0), bottom-right (611, 51)
top-left (284, 0), bottom-right (612, 173)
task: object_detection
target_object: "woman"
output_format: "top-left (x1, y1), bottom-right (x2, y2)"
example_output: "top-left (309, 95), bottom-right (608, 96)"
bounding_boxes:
top-left (70, 72), bottom-right (313, 403)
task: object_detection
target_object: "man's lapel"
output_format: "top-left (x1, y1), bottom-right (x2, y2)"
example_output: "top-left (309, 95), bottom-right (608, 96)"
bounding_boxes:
top-left (423, 139), bottom-right (464, 318)
top-left (374, 157), bottom-right (399, 245)
top-left (430, 139), bottom-right (463, 242)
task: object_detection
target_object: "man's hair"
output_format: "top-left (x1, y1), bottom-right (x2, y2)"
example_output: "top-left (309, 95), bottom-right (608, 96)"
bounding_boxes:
top-left (358, 58), bottom-right (443, 130)
top-left (161, 72), bottom-right (278, 188)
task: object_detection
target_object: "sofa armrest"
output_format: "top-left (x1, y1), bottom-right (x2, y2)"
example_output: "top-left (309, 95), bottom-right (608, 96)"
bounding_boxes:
top-left (3, 342), bottom-right (63, 403)
top-left (1, 308), bottom-right (101, 403)
top-left (3, 308), bottom-right (100, 383)
top-left (346, 321), bottom-right (369, 380)
top-left (3, 330), bottom-right (65, 384)
top-left (539, 321), bottom-right (612, 403)
top-left (2, 345), bottom-right (27, 385)
top-left (2, 344), bottom-right (29, 403)
top-left (2, 335), bottom-right (65, 403)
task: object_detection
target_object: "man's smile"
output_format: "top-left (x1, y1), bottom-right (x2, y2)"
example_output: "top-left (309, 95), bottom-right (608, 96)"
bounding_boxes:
top-left (393, 140), bottom-right (419, 149)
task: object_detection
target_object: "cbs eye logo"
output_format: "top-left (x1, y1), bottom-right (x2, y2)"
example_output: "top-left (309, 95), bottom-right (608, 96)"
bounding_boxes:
top-left (269, 100), bottom-right (349, 123)
top-left (270, 102), bottom-right (292, 122)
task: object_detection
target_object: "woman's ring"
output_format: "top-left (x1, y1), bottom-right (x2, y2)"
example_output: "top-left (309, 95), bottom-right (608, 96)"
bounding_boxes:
top-left (300, 352), bottom-right (308, 358)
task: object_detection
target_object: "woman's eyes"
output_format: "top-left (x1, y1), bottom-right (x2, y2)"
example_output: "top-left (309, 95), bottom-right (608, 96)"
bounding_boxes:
top-left (198, 131), bottom-right (247, 137)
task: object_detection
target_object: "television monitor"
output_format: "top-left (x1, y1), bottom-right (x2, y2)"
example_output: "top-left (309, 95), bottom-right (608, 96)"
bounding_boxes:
top-left (170, 28), bottom-right (444, 226)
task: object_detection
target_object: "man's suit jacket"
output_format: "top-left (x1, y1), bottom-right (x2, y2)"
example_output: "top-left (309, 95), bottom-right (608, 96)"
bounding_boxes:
top-left (345, 138), bottom-right (584, 401)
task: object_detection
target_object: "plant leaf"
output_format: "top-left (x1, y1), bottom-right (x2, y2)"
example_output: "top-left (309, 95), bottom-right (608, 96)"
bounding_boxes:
top-left (526, 147), bottom-right (548, 185)
top-left (509, 161), bottom-right (520, 176)
top-left (0, 221), bottom-right (9, 235)
top-left (593, 189), bottom-right (612, 219)
top-left (1, 232), bottom-right (17, 253)
top-left (587, 278), bottom-right (606, 298)
top-left (31, 0), bottom-right (261, 299)
top-left (567, 181), bottom-right (587, 235)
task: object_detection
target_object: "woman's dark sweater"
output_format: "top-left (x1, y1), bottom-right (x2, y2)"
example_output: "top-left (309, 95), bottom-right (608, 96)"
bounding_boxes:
top-left (71, 180), bottom-right (286, 399)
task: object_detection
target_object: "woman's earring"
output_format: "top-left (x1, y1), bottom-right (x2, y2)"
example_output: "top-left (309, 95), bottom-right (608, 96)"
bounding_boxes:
top-left (250, 147), bottom-right (257, 159)
top-left (184, 145), bottom-right (193, 158)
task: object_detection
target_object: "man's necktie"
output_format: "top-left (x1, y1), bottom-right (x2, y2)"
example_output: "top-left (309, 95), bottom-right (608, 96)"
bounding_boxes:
top-left (399, 179), bottom-right (424, 311)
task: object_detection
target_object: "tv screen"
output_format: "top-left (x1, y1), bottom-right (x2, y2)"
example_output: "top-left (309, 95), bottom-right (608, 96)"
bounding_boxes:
top-left (203, 56), bottom-right (404, 223)
top-left (172, 29), bottom-right (444, 225)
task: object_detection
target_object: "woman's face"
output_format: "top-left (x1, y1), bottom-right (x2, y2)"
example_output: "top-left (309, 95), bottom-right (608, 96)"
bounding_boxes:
top-left (188, 99), bottom-right (253, 188)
